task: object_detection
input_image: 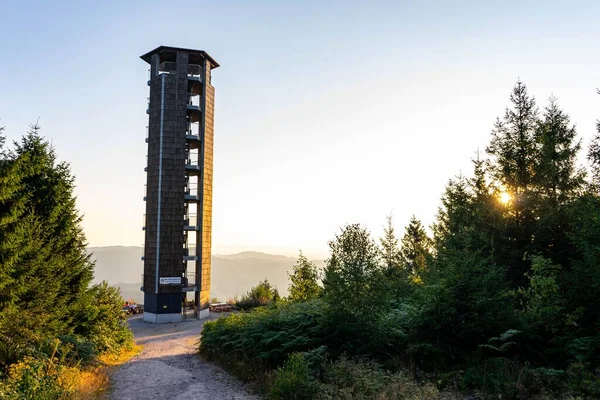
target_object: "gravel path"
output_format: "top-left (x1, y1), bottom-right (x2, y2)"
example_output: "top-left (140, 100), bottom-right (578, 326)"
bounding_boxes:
top-left (111, 313), bottom-right (259, 400)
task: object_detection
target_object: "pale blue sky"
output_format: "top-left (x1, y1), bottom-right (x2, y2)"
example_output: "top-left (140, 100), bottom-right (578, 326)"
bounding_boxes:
top-left (1, 1), bottom-right (599, 257)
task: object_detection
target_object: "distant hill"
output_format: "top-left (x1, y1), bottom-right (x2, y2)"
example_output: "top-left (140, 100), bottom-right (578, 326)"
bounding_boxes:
top-left (88, 246), bottom-right (143, 285)
top-left (87, 246), bottom-right (325, 304)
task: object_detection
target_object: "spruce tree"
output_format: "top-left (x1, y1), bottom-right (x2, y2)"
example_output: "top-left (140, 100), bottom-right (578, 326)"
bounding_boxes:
top-left (0, 124), bottom-right (94, 367)
top-left (379, 214), bottom-right (402, 271)
top-left (534, 97), bottom-right (584, 206)
top-left (400, 215), bottom-right (430, 278)
top-left (468, 152), bottom-right (505, 258)
top-left (588, 89), bottom-right (600, 187)
top-left (432, 175), bottom-right (474, 254)
top-left (532, 97), bottom-right (584, 264)
top-left (486, 81), bottom-right (540, 286)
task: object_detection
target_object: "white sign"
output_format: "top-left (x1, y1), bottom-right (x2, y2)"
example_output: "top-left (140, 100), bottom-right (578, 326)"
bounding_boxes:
top-left (159, 277), bottom-right (182, 285)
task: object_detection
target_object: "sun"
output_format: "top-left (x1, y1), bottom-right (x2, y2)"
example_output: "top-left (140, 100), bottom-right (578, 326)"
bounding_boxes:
top-left (499, 191), bottom-right (512, 205)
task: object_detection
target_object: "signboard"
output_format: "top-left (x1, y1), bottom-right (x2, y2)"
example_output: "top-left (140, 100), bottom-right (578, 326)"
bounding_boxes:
top-left (159, 277), bottom-right (182, 285)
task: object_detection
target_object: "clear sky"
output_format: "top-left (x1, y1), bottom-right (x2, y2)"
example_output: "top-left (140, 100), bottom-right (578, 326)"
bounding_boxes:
top-left (1, 1), bottom-right (598, 258)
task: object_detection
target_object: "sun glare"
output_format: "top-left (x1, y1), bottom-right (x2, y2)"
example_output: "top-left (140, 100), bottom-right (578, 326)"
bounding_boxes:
top-left (499, 191), bottom-right (512, 205)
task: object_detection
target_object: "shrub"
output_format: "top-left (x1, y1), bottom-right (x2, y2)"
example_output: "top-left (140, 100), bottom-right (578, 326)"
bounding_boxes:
top-left (74, 282), bottom-right (133, 355)
top-left (201, 300), bottom-right (327, 368)
top-left (0, 356), bottom-right (75, 400)
top-left (566, 362), bottom-right (600, 398)
top-left (270, 353), bottom-right (318, 400)
top-left (237, 279), bottom-right (280, 310)
top-left (320, 356), bottom-right (387, 399)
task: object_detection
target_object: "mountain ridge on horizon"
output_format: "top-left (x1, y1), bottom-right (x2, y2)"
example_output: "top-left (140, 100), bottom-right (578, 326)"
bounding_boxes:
top-left (88, 245), bottom-right (326, 259)
top-left (87, 246), bottom-right (325, 304)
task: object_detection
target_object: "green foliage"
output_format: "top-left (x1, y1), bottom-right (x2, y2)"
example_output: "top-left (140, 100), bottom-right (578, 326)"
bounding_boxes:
top-left (236, 279), bottom-right (280, 310)
top-left (379, 214), bottom-right (412, 302)
top-left (520, 255), bottom-right (564, 331)
top-left (379, 214), bottom-right (403, 271)
top-left (566, 362), bottom-right (600, 398)
top-left (400, 215), bottom-right (431, 278)
top-left (320, 357), bottom-right (442, 400)
top-left (200, 81), bottom-right (600, 399)
top-left (74, 281), bottom-right (133, 355)
top-left (588, 89), bottom-right (600, 187)
top-left (270, 353), bottom-right (319, 400)
top-left (0, 124), bottom-right (133, 395)
top-left (322, 224), bottom-right (396, 357)
top-left (288, 252), bottom-right (321, 303)
top-left (409, 250), bottom-right (514, 368)
top-left (201, 300), bottom-right (328, 368)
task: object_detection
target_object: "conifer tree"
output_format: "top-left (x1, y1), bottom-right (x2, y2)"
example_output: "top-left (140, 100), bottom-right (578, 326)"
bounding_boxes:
top-left (532, 98), bottom-right (584, 264)
top-left (432, 175), bottom-right (474, 254)
top-left (487, 80), bottom-right (539, 200)
top-left (0, 124), bottom-right (95, 366)
top-left (400, 215), bottom-right (430, 278)
top-left (379, 214), bottom-right (402, 271)
top-left (588, 89), bottom-right (600, 187)
top-left (486, 81), bottom-right (540, 286)
top-left (534, 97), bottom-right (584, 206)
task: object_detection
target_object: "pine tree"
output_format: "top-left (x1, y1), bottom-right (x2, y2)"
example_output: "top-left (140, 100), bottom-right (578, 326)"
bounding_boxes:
top-left (400, 215), bottom-right (431, 278)
top-left (288, 251), bottom-right (321, 303)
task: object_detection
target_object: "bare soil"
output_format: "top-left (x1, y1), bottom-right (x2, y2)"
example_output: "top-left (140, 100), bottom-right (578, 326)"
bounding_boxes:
top-left (110, 313), bottom-right (259, 400)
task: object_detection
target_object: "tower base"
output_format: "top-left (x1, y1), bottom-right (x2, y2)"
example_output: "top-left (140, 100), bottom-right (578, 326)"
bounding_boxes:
top-left (143, 312), bottom-right (183, 323)
top-left (198, 308), bottom-right (210, 319)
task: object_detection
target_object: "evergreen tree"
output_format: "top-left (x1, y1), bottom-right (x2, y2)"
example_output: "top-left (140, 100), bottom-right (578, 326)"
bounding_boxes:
top-left (400, 215), bottom-right (430, 278)
top-left (487, 80), bottom-right (539, 198)
top-left (0, 124), bottom-right (95, 367)
top-left (486, 81), bottom-right (540, 286)
top-left (468, 153), bottom-right (505, 260)
top-left (379, 214), bottom-right (411, 300)
top-left (432, 175), bottom-right (474, 254)
top-left (288, 252), bottom-right (321, 303)
top-left (531, 98), bottom-right (584, 264)
top-left (379, 214), bottom-right (402, 271)
top-left (588, 89), bottom-right (600, 187)
top-left (534, 97), bottom-right (584, 206)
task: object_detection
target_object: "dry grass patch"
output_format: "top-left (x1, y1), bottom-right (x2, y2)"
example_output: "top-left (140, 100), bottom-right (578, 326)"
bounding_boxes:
top-left (71, 345), bottom-right (142, 399)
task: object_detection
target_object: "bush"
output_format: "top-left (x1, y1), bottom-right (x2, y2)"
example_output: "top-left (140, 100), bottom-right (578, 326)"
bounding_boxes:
top-left (270, 353), bottom-right (318, 400)
top-left (201, 300), bottom-right (327, 369)
top-left (320, 357), bottom-right (442, 400)
top-left (236, 279), bottom-right (280, 310)
top-left (566, 362), bottom-right (600, 398)
top-left (320, 356), bottom-right (387, 399)
top-left (0, 356), bottom-right (75, 400)
top-left (73, 282), bottom-right (133, 355)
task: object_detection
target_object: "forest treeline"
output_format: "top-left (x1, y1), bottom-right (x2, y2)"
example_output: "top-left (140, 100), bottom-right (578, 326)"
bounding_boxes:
top-left (200, 82), bottom-right (600, 399)
top-left (0, 125), bottom-right (133, 399)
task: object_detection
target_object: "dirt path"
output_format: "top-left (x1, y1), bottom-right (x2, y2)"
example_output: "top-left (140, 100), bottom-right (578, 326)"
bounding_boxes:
top-left (110, 313), bottom-right (259, 400)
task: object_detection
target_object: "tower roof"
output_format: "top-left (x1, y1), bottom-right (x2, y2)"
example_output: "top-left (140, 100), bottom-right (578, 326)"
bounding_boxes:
top-left (140, 46), bottom-right (219, 69)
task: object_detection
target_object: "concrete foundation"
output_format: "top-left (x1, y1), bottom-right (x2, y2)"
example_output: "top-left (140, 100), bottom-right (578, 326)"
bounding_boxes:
top-left (143, 312), bottom-right (183, 323)
top-left (198, 308), bottom-right (210, 320)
